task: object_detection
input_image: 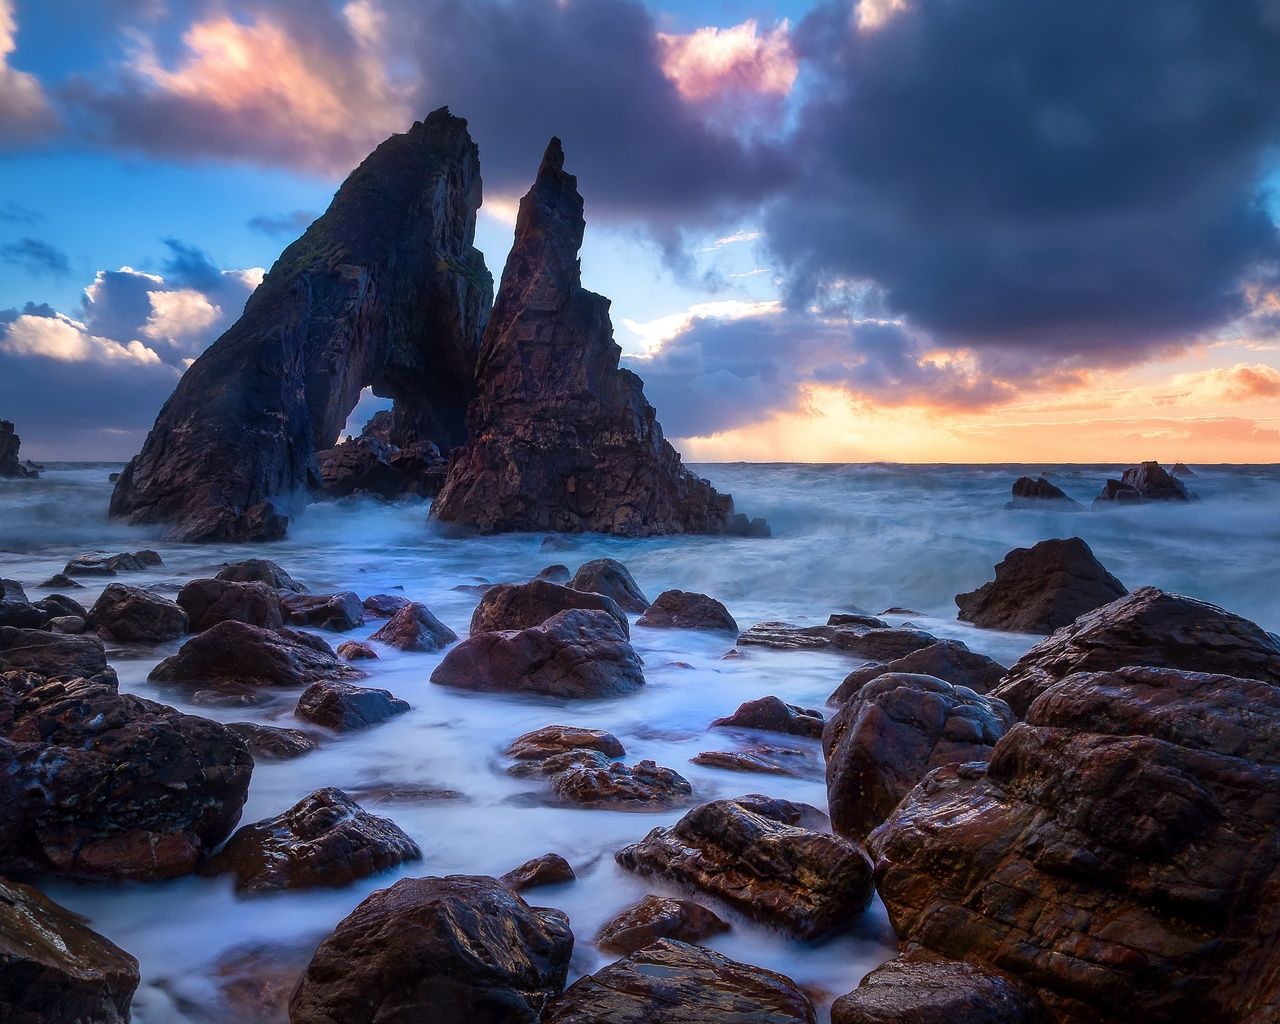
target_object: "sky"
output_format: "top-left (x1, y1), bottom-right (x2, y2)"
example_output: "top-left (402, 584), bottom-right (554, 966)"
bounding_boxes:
top-left (1, 0), bottom-right (1279, 463)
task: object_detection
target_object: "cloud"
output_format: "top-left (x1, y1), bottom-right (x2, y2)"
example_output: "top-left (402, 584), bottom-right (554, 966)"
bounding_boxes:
top-left (0, 0), bottom-right (55, 142)
top-left (0, 237), bottom-right (70, 277)
top-left (656, 19), bottom-right (797, 103)
top-left (0, 200), bottom-right (40, 224)
top-left (1189, 362), bottom-right (1280, 401)
top-left (248, 209), bottom-right (317, 236)
top-left (0, 310), bottom-right (160, 364)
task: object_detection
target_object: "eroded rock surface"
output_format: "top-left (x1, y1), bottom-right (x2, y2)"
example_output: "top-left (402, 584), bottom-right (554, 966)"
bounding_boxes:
top-left (1094, 460), bottom-right (1193, 505)
top-left (368, 601), bottom-right (458, 651)
top-left (0, 627), bottom-right (117, 686)
top-left (280, 591), bottom-right (363, 632)
top-left (500, 853), bottom-right (575, 892)
top-left (505, 725), bottom-right (625, 760)
top-left (215, 559), bottom-right (306, 593)
top-left (225, 721), bottom-right (319, 760)
top-left (177, 578), bottom-right (284, 632)
top-left (0, 420), bottom-right (40, 479)
top-left (87, 583), bottom-right (188, 643)
top-left (551, 758), bottom-right (692, 808)
top-left (569, 558), bottom-right (649, 612)
top-left (739, 621), bottom-right (937, 660)
top-left (470, 579), bottom-right (628, 636)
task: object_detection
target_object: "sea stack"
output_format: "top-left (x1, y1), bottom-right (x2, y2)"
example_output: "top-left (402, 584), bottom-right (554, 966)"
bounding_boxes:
top-left (109, 108), bottom-right (492, 542)
top-left (431, 139), bottom-right (767, 537)
top-left (0, 420), bottom-right (41, 479)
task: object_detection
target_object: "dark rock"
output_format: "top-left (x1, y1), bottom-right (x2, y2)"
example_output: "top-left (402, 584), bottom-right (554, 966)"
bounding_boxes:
top-left (691, 745), bottom-right (815, 777)
top-left (430, 138), bottom-right (763, 538)
top-left (336, 639), bottom-right (379, 661)
top-left (110, 109), bottom-right (492, 542)
top-left (315, 429), bottom-right (446, 500)
top-left (470, 579), bottom-right (629, 637)
top-left (215, 558), bottom-right (306, 593)
top-left (955, 537), bottom-right (1127, 634)
top-left (200, 787), bottom-right (421, 892)
top-left (1093, 478), bottom-right (1142, 505)
top-left (595, 896), bottom-right (729, 955)
top-left (362, 593), bottom-right (410, 618)
top-left (46, 615), bottom-right (87, 634)
top-left (177, 578), bottom-right (284, 632)
top-left (225, 721), bottom-right (319, 760)
top-left (543, 939), bottom-right (814, 1024)
top-left (280, 591), bottom-right (363, 632)
top-left (347, 783), bottom-right (464, 805)
top-left (295, 680), bottom-right (409, 731)
top-left (505, 724), bottom-right (625, 760)
top-left (431, 608), bottom-right (645, 699)
top-left (87, 583), bottom-right (189, 642)
top-left (506, 748), bottom-right (613, 779)
top-left (824, 673), bottom-right (1015, 840)
top-left (0, 674), bottom-right (252, 881)
top-left (0, 420), bottom-right (40, 478)
top-left (1171, 462), bottom-right (1197, 478)
top-left (870, 665), bottom-right (1280, 1023)
top-left (829, 612), bottom-right (890, 628)
top-left (830, 951), bottom-right (1046, 1024)
top-left (150, 621), bottom-right (360, 688)
top-left (32, 593), bottom-right (88, 621)
top-left (63, 550), bottom-right (162, 577)
top-left (541, 535), bottom-right (576, 551)
top-left (550, 758), bottom-right (692, 808)
top-left (534, 563), bottom-right (571, 584)
top-left (36, 573), bottom-right (84, 589)
top-left (0, 876), bottom-right (139, 1023)
top-left (368, 601), bottom-right (458, 651)
top-left (569, 558), bottom-right (649, 612)
top-left (0, 627), bottom-right (117, 686)
top-left (1094, 461), bottom-right (1194, 506)
top-left (739, 621), bottom-right (938, 660)
top-left (1005, 476), bottom-right (1082, 510)
top-left (0, 579), bottom-right (46, 628)
top-left (831, 640), bottom-right (1007, 704)
top-left (711, 695), bottom-right (824, 738)
top-left (206, 939), bottom-right (315, 1024)
top-left (289, 874), bottom-right (572, 1024)
top-left (990, 585), bottom-right (1280, 716)
top-left (637, 590), bottom-right (738, 633)
top-left (500, 853), bottom-right (575, 891)
top-left (616, 795), bottom-right (874, 939)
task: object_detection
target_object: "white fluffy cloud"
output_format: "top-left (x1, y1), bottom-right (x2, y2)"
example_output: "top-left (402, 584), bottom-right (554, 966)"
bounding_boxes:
top-left (1, 311), bottom-right (161, 364)
top-left (0, 0), bottom-right (53, 141)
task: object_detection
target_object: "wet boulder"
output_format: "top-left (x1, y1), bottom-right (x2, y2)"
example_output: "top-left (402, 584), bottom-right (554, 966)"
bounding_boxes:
top-left (336, 639), bottom-right (379, 661)
top-left (432, 608), bottom-right (645, 699)
top-left (569, 558), bottom-right (649, 613)
top-left (534, 564), bottom-right (571, 584)
top-left (87, 583), bottom-right (188, 643)
top-left (543, 939), bottom-right (815, 1024)
top-left (368, 601), bottom-right (458, 651)
top-left (506, 748), bottom-right (614, 779)
top-left (1095, 460), bottom-right (1194, 504)
top-left (32, 593), bottom-right (88, 621)
top-left (636, 590), bottom-right (738, 633)
top-left (362, 593), bottom-right (410, 618)
top-left (739, 621), bottom-right (937, 660)
top-left (63, 550), bottom-right (162, 577)
top-left (47, 616), bottom-right (86, 635)
top-left (36, 573), bottom-right (83, 590)
top-left (500, 853), bottom-right (576, 892)
top-left (215, 558), bottom-right (306, 593)
top-left (506, 724), bottom-right (625, 761)
top-left (149, 621), bottom-right (360, 688)
top-left (1093, 478), bottom-right (1141, 505)
top-left (595, 895), bottom-right (729, 955)
top-left (616, 795), bottom-right (874, 940)
top-left (824, 673), bottom-right (1015, 840)
top-left (470, 579), bottom-right (629, 637)
top-left (711, 695), bottom-right (824, 738)
top-left (832, 640), bottom-right (1006, 704)
top-left (280, 591), bottom-right (363, 632)
top-left (0, 627), bottom-right (117, 686)
top-left (177, 578), bottom-right (284, 632)
top-left (955, 537), bottom-right (1127, 634)
top-left (691, 745), bottom-right (816, 777)
top-left (0, 579), bottom-right (45, 629)
top-left (224, 721), bottom-right (319, 760)
top-left (289, 874), bottom-right (573, 1024)
top-left (200, 788), bottom-right (421, 892)
top-left (0, 876), bottom-right (140, 1024)
top-left (550, 758), bottom-right (692, 808)
top-left (1005, 476), bottom-right (1082, 510)
top-left (295, 680), bottom-right (409, 731)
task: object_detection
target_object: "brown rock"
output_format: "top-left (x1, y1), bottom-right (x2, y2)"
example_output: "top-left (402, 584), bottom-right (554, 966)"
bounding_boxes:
top-left (368, 601), bottom-right (458, 651)
top-left (506, 748), bottom-right (613, 779)
top-left (149, 621), bottom-right (360, 688)
top-left (336, 640), bottom-right (379, 661)
top-left (1094, 460), bottom-right (1194, 506)
top-left (595, 895), bottom-right (729, 955)
top-left (362, 593), bottom-right (410, 618)
top-left (829, 613), bottom-right (890, 628)
top-left (0, 626), bottom-right (117, 685)
top-left (36, 573), bottom-right (84, 589)
top-left (63, 550), bottom-right (162, 577)
top-left (637, 590), bottom-right (738, 633)
top-left (295, 680), bottom-right (409, 731)
top-left (87, 583), bottom-right (188, 642)
top-left (47, 615), bottom-right (87, 634)
top-left (691, 745), bottom-right (816, 777)
top-left (1005, 476), bottom-right (1082, 510)
top-left (739, 621), bottom-right (937, 660)
top-left (550, 758), bottom-right (692, 808)
top-left (534, 564), bottom-right (571, 584)
top-left (289, 874), bottom-right (573, 1024)
top-left (505, 724), bottom-right (625, 760)
top-left (280, 591), bottom-right (363, 632)
top-left (177, 578), bottom-right (284, 632)
top-left (215, 558), bottom-right (306, 593)
top-left (569, 558), bottom-right (649, 612)
top-left (831, 640), bottom-right (1007, 704)
top-left (224, 721), bottom-right (319, 760)
top-left (500, 853), bottom-right (575, 892)
top-left (470, 579), bottom-right (629, 637)
top-left (711, 695), bottom-right (824, 738)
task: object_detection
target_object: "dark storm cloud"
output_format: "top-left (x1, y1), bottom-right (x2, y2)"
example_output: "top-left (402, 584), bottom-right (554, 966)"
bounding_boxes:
top-left (1, 237), bottom-right (70, 277)
top-left (248, 209), bottom-right (317, 237)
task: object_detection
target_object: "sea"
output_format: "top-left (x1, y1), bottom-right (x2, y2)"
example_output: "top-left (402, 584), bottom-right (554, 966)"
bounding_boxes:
top-left (2, 462), bottom-right (1277, 1022)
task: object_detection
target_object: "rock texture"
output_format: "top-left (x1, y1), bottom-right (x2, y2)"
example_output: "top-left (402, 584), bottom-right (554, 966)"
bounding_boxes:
top-left (225, 721), bottom-right (318, 760)
top-left (0, 627), bottom-right (117, 685)
top-left (149, 621), bottom-right (360, 688)
top-left (990, 585), bottom-right (1280, 716)
top-left (1005, 476), bottom-right (1081, 510)
top-left (550, 758), bottom-right (692, 808)
top-left (711, 695), bottom-right (824, 738)
top-left (109, 108), bottom-right (492, 541)
top-left (0, 420), bottom-right (40, 478)
top-left (289, 874), bottom-right (573, 1024)
top-left (506, 725), bottom-right (625, 761)
top-left (470, 579), bottom-right (628, 636)
top-left (831, 640), bottom-right (1006, 704)
top-left (280, 591), bottom-right (363, 632)
top-left (215, 558), bottom-right (305, 592)
top-left (824, 673), bottom-right (1015, 840)
top-left (543, 939), bottom-right (815, 1024)
top-left (87, 583), bottom-right (189, 642)
top-left (691, 745), bottom-right (815, 777)
top-left (616, 795), bottom-right (873, 939)
top-left (500, 853), bottom-right (575, 892)
top-left (368, 601), bottom-right (458, 651)
top-left (64, 550), bottom-right (162, 577)
top-left (636, 590), bottom-right (738, 633)
top-left (1094, 461), bottom-right (1194, 506)
top-left (177, 578), bottom-right (284, 632)
top-left (430, 139), bottom-right (764, 537)
top-left (870, 665), bottom-right (1280, 1023)
top-left (0, 876), bottom-right (139, 1023)
top-left (431, 608), bottom-right (645, 699)
top-left (569, 558), bottom-right (649, 612)
top-left (315, 412), bottom-right (448, 499)
top-left (595, 896), bottom-right (729, 955)
top-left (955, 537), bottom-right (1127, 634)
top-left (739, 621), bottom-right (938, 660)
top-left (295, 680), bottom-right (409, 731)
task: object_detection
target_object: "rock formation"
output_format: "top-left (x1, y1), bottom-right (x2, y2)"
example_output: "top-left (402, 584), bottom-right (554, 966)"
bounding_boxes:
top-left (109, 108), bottom-right (492, 541)
top-left (315, 411), bottom-right (448, 499)
top-left (831, 640), bottom-right (1006, 704)
top-left (1094, 460), bottom-right (1194, 506)
top-left (595, 896), bottom-right (729, 955)
top-left (1005, 475), bottom-right (1081, 510)
top-left (0, 420), bottom-right (40, 478)
top-left (430, 139), bottom-right (766, 537)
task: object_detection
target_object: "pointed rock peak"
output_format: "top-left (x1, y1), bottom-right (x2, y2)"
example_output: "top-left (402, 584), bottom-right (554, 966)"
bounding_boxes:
top-left (540, 137), bottom-right (566, 175)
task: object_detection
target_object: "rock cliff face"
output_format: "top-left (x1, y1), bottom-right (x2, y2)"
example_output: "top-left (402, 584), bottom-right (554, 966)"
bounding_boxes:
top-left (0, 420), bottom-right (40, 479)
top-left (109, 108), bottom-right (492, 541)
top-left (430, 139), bottom-right (765, 537)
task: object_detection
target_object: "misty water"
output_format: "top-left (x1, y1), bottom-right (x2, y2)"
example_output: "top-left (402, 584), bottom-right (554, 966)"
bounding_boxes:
top-left (2, 462), bottom-right (1278, 1022)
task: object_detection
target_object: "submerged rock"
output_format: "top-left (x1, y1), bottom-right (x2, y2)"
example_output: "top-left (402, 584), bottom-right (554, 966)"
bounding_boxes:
top-left (636, 590), bottom-right (738, 633)
top-left (595, 895), bottom-right (729, 955)
top-left (215, 558), bottom-right (306, 593)
top-left (831, 640), bottom-right (1007, 704)
top-left (739, 621), bottom-right (937, 660)
top-left (470, 579), bottom-right (629, 637)
top-left (289, 874), bottom-right (573, 1024)
top-left (1094, 460), bottom-right (1194, 506)
top-left (64, 550), bottom-right (162, 577)
top-left (177, 578), bottom-right (284, 632)
top-left (550, 758), bottom-right (693, 808)
top-left (1005, 476), bottom-right (1081, 510)
top-left (1171, 462), bottom-right (1197, 478)
top-left (534, 563), bottom-right (572, 584)
top-left (368, 601), bottom-right (458, 651)
top-left (280, 591), bottom-right (363, 632)
top-left (569, 558), bottom-right (649, 612)
top-left (505, 724), bottom-right (626, 760)
top-left (0, 420), bottom-right (40, 479)
top-left (149, 621), bottom-right (360, 688)
top-left (691, 745), bottom-right (816, 777)
top-left (954, 536), bottom-right (1127, 634)
top-left (224, 721), bottom-right (319, 761)
top-left (711, 695), bottom-right (824, 738)
top-left (87, 583), bottom-right (189, 643)
top-left (110, 109), bottom-right (492, 542)
top-left (430, 138), bottom-right (764, 538)
top-left (500, 853), bottom-right (576, 892)
top-left (295, 680), bottom-right (410, 732)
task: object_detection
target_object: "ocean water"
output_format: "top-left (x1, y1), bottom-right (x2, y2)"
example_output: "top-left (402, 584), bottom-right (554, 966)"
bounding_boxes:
top-left (1, 461), bottom-right (1277, 1022)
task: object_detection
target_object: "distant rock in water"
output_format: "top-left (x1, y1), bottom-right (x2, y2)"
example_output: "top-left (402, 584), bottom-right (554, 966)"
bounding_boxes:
top-left (430, 139), bottom-right (767, 538)
top-left (1094, 460), bottom-right (1194, 507)
top-left (0, 420), bottom-right (41, 479)
top-left (109, 108), bottom-right (492, 542)
top-left (1005, 475), bottom-right (1081, 510)
top-left (1172, 462), bottom-right (1197, 478)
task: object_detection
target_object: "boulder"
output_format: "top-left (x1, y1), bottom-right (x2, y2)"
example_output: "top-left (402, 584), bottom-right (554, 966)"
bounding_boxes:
top-left (32, 593), bottom-right (88, 621)
top-left (500, 853), bottom-right (575, 892)
top-left (534, 564), bottom-right (571, 584)
top-left (616, 795), bottom-right (874, 939)
top-left (315, 429), bottom-right (446, 499)
top-left (215, 558), bottom-right (306, 593)
top-left (336, 640), bottom-right (379, 661)
top-left (362, 593), bottom-right (410, 618)
top-left (1093, 478), bottom-right (1141, 505)
top-left (0, 627), bottom-right (117, 686)
top-left (110, 109), bottom-right (492, 542)
top-left (830, 951), bottom-right (1045, 1024)
top-left (824, 673), bottom-right (1015, 840)
top-left (1171, 462), bottom-right (1197, 478)
top-left (595, 895), bottom-right (729, 955)
top-left (280, 591), bottom-right (363, 632)
top-left (870, 665), bottom-right (1280, 1023)
top-left (1094, 461), bottom-right (1193, 506)
top-left (829, 613), bottom-right (890, 628)
top-left (177, 578), bottom-right (284, 632)
top-left (691, 746), bottom-right (815, 777)
top-left (0, 876), bottom-right (139, 1023)
top-left (289, 875), bottom-right (573, 1024)
top-left (368, 601), bottom-right (458, 651)
top-left (542, 939), bottom-right (814, 1024)
top-left (431, 608), bottom-right (645, 699)
top-left (295, 680), bottom-right (409, 731)
top-left (711, 695), bottom-right (824, 738)
top-left (224, 721), bottom-right (319, 760)
top-left (63, 550), bottom-right (162, 577)
top-left (429, 138), bottom-right (764, 538)
top-left (1005, 476), bottom-right (1082, 510)
top-left (0, 674), bottom-right (252, 881)
top-left (150, 621), bottom-right (360, 688)
top-left (990, 586), bottom-right (1280, 716)
top-left (87, 583), bottom-right (189, 642)
top-left (636, 590), bottom-right (738, 633)
top-left (955, 537), bottom-right (1127, 634)
top-left (550, 758), bottom-right (692, 808)
top-left (739, 621), bottom-right (938, 660)
top-left (0, 420), bottom-right (40, 478)
top-left (569, 558), bottom-right (649, 612)
top-left (506, 749), bottom-right (614, 779)
top-left (505, 724), bottom-right (625, 760)
top-left (0, 579), bottom-right (45, 629)
top-left (47, 616), bottom-right (86, 635)
top-left (36, 573), bottom-right (83, 589)
top-left (470, 579), bottom-right (629, 637)
top-left (832, 640), bottom-right (1007, 704)
top-left (200, 788), bottom-right (421, 892)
